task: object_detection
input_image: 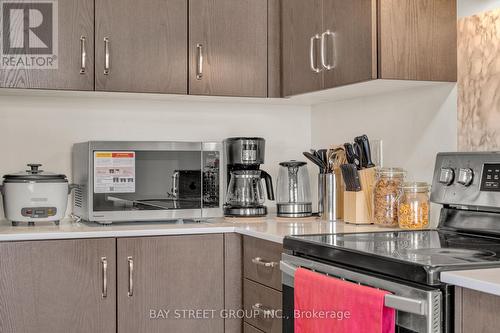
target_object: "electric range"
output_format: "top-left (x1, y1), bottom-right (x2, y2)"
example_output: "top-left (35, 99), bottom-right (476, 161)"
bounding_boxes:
top-left (281, 152), bottom-right (500, 333)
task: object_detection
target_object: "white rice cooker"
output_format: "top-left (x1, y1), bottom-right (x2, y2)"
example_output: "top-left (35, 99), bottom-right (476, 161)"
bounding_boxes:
top-left (0, 164), bottom-right (75, 226)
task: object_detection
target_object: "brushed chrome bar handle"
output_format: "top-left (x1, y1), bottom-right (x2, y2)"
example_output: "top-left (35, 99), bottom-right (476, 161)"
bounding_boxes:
top-left (309, 34), bottom-right (322, 73)
top-left (321, 30), bottom-right (336, 70)
top-left (80, 36), bottom-right (87, 74)
top-left (101, 257), bottom-right (107, 298)
top-left (252, 257), bottom-right (278, 268)
top-left (252, 303), bottom-right (274, 317)
top-left (104, 37), bottom-right (110, 75)
top-left (127, 256), bottom-right (133, 297)
top-left (196, 43), bottom-right (203, 80)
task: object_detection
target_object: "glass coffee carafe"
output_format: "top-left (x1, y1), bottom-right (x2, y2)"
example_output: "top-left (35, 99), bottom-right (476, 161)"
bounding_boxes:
top-left (225, 170), bottom-right (269, 208)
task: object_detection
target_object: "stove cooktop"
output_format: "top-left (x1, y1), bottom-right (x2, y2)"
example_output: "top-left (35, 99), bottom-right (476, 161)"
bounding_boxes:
top-left (284, 230), bottom-right (500, 286)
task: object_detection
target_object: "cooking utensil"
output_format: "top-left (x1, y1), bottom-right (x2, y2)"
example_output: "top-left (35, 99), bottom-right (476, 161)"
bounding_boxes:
top-left (343, 143), bottom-right (361, 170)
top-left (353, 142), bottom-right (364, 169)
top-left (303, 151), bottom-right (327, 172)
top-left (340, 164), bottom-right (362, 192)
top-left (0, 164), bottom-right (75, 225)
top-left (354, 135), bottom-right (375, 168)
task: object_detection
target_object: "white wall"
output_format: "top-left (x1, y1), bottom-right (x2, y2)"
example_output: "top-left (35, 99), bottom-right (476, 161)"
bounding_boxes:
top-left (311, 84), bottom-right (457, 182)
top-left (0, 92), bottom-right (311, 216)
top-left (458, 0), bottom-right (500, 17)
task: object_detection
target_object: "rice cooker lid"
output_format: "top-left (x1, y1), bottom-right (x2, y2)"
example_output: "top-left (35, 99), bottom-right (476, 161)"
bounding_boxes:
top-left (3, 164), bottom-right (68, 183)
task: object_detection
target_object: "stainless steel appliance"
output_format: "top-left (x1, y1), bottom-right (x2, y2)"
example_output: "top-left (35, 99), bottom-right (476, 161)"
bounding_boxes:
top-left (72, 141), bottom-right (223, 224)
top-left (0, 164), bottom-right (75, 226)
top-left (276, 161), bottom-right (312, 217)
top-left (224, 137), bottom-right (274, 217)
top-left (281, 152), bottom-right (500, 333)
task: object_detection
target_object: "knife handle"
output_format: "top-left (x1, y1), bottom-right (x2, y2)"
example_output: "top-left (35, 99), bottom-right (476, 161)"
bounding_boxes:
top-left (344, 143), bottom-right (361, 170)
top-left (355, 135), bottom-right (375, 168)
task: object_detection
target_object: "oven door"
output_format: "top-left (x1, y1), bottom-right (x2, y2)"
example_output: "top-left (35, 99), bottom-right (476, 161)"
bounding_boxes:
top-left (281, 253), bottom-right (443, 333)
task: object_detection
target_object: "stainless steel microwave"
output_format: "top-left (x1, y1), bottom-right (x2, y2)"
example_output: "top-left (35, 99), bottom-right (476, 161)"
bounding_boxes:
top-left (72, 141), bottom-right (223, 224)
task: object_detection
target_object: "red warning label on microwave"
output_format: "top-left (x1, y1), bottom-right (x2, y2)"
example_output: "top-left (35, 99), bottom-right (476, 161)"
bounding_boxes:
top-left (94, 151), bottom-right (136, 193)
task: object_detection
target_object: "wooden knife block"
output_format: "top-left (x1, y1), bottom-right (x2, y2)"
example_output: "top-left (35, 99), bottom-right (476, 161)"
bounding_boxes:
top-left (343, 168), bottom-right (376, 224)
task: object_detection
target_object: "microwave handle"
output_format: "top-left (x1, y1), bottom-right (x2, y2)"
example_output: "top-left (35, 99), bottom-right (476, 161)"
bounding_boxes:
top-left (280, 260), bottom-right (426, 316)
top-left (260, 170), bottom-right (275, 201)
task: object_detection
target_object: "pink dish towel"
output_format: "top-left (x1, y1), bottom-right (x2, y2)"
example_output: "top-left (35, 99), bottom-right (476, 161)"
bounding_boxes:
top-left (294, 268), bottom-right (395, 333)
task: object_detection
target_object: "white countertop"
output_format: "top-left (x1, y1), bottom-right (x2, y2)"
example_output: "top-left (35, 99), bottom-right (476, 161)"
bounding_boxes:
top-left (0, 217), bottom-right (396, 243)
top-left (442, 269), bottom-right (500, 297)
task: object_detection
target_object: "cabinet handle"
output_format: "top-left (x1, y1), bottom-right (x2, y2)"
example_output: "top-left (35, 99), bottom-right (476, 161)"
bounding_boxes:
top-left (252, 257), bottom-right (278, 268)
top-left (321, 30), bottom-right (336, 70)
top-left (104, 37), bottom-right (110, 75)
top-left (309, 34), bottom-right (322, 73)
top-left (196, 43), bottom-right (203, 80)
top-left (101, 257), bottom-right (108, 298)
top-left (80, 36), bottom-right (86, 74)
top-left (127, 256), bottom-right (134, 297)
top-left (252, 303), bottom-right (274, 317)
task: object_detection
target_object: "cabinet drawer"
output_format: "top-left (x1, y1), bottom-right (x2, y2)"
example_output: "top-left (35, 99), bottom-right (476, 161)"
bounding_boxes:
top-left (243, 236), bottom-right (283, 291)
top-left (244, 322), bottom-right (265, 333)
top-left (243, 279), bottom-right (282, 333)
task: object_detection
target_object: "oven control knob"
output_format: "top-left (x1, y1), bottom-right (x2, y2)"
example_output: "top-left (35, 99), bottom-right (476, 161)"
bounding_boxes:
top-left (439, 168), bottom-right (455, 185)
top-left (457, 168), bottom-right (474, 186)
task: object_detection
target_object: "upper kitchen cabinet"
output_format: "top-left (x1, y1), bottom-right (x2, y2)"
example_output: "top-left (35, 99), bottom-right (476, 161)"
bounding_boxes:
top-left (95, 0), bottom-right (187, 94)
top-left (0, 0), bottom-right (94, 90)
top-left (282, 0), bottom-right (457, 97)
top-left (378, 0), bottom-right (457, 81)
top-left (282, 0), bottom-right (377, 96)
top-left (189, 0), bottom-right (268, 97)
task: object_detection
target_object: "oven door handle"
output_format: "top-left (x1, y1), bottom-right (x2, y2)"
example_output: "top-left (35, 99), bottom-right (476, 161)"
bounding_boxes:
top-left (280, 261), bottom-right (426, 316)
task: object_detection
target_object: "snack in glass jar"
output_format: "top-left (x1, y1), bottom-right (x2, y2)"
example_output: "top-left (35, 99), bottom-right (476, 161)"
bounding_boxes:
top-left (398, 182), bottom-right (430, 230)
top-left (373, 168), bottom-right (406, 227)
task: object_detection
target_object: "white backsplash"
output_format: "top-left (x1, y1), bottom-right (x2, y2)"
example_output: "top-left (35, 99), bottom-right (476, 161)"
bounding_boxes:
top-left (0, 92), bottom-right (311, 216)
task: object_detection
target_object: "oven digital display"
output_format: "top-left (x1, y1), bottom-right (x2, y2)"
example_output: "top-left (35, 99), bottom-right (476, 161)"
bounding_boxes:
top-left (481, 164), bottom-right (500, 191)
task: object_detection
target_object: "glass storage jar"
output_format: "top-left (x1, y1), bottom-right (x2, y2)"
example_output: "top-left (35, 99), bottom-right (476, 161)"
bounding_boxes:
top-left (373, 168), bottom-right (406, 227)
top-left (397, 182), bottom-right (430, 230)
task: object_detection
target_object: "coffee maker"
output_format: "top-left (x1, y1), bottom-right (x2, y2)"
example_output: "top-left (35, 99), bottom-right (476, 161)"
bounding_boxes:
top-left (224, 137), bottom-right (275, 217)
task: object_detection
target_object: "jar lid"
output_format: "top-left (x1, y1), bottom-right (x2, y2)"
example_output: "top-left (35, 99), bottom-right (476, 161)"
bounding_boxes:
top-left (376, 167), bottom-right (406, 177)
top-left (400, 182), bottom-right (430, 192)
top-left (3, 164), bottom-right (68, 183)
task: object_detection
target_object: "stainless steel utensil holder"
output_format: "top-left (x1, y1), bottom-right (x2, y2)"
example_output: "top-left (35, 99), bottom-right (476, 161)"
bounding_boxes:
top-left (318, 173), bottom-right (341, 221)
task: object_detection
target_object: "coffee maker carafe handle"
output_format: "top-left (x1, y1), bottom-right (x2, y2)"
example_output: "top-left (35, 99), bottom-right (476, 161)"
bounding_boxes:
top-left (260, 170), bottom-right (275, 201)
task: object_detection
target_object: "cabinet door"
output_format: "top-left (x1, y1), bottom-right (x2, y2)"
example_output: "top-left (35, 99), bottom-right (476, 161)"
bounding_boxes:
top-left (117, 234), bottom-right (224, 333)
top-left (322, 0), bottom-right (376, 88)
top-left (189, 0), bottom-right (268, 97)
top-left (95, 0), bottom-right (187, 93)
top-left (378, 0), bottom-right (457, 81)
top-left (281, 0), bottom-right (323, 96)
top-left (0, 0), bottom-right (94, 90)
top-left (0, 238), bottom-right (116, 333)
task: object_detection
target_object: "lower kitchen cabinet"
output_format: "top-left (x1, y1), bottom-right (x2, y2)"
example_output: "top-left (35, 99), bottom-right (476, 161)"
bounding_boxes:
top-left (243, 236), bottom-right (283, 333)
top-left (455, 287), bottom-right (500, 333)
top-left (117, 234), bottom-right (225, 333)
top-left (0, 238), bottom-right (116, 333)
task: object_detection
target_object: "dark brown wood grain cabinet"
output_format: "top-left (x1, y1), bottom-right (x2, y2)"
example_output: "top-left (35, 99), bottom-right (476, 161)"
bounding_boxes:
top-left (455, 287), bottom-right (500, 333)
top-left (0, 0), bottom-right (94, 90)
top-left (95, 0), bottom-right (188, 94)
top-left (116, 234), bottom-right (225, 333)
top-left (378, 0), bottom-right (457, 82)
top-left (281, 0), bottom-right (377, 96)
top-left (0, 238), bottom-right (116, 333)
top-left (189, 0), bottom-right (268, 97)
